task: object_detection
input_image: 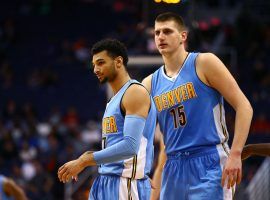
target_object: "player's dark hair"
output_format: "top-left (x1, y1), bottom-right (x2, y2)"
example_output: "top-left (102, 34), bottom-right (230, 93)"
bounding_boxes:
top-left (155, 12), bottom-right (186, 31)
top-left (91, 38), bottom-right (128, 67)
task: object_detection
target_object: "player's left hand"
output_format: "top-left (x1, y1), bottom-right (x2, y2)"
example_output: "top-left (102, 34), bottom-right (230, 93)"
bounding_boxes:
top-left (221, 152), bottom-right (242, 189)
top-left (58, 159), bottom-right (84, 183)
top-left (149, 178), bottom-right (156, 189)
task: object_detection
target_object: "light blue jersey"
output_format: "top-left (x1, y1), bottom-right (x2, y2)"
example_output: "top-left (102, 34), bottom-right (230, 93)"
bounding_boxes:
top-left (0, 175), bottom-right (12, 200)
top-left (89, 79), bottom-right (156, 200)
top-left (151, 52), bottom-right (233, 200)
top-left (99, 79), bottom-right (156, 179)
top-left (151, 52), bottom-right (229, 155)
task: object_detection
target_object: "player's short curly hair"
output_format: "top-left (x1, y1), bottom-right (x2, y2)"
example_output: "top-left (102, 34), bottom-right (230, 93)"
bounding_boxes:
top-left (91, 38), bottom-right (128, 67)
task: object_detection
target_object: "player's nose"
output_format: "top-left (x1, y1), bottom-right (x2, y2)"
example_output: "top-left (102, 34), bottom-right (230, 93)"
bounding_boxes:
top-left (93, 65), bottom-right (100, 74)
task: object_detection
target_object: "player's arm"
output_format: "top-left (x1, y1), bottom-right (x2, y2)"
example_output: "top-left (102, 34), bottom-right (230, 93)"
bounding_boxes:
top-left (242, 143), bottom-right (270, 160)
top-left (91, 84), bottom-right (150, 163)
top-left (142, 74), bottom-right (166, 200)
top-left (3, 178), bottom-right (28, 200)
top-left (196, 53), bottom-right (253, 189)
top-left (142, 74), bottom-right (153, 93)
top-left (151, 133), bottom-right (167, 200)
top-left (58, 84), bottom-right (151, 183)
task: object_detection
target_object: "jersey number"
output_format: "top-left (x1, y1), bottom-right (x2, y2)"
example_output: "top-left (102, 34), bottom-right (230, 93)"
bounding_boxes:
top-left (102, 136), bottom-right (107, 149)
top-left (170, 105), bottom-right (187, 128)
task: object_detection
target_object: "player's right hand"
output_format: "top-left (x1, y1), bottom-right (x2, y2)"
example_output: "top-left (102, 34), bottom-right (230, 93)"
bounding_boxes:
top-left (58, 159), bottom-right (84, 183)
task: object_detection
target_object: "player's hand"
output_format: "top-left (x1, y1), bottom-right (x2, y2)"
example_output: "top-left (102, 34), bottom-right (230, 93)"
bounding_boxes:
top-left (149, 178), bottom-right (156, 189)
top-left (72, 176), bottom-right (78, 182)
top-left (150, 179), bottom-right (160, 200)
top-left (221, 152), bottom-right (242, 189)
top-left (150, 188), bottom-right (160, 200)
top-left (58, 159), bottom-right (84, 183)
top-left (241, 145), bottom-right (251, 161)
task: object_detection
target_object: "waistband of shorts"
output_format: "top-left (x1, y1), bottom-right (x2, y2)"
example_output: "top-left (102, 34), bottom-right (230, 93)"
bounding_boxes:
top-left (167, 145), bottom-right (218, 159)
top-left (99, 174), bottom-right (149, 180)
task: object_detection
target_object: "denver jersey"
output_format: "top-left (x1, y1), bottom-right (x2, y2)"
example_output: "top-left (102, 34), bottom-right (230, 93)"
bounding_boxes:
top-left (98, 79), bottom-right (156, 179)
top-left (151, 52), bottom-right (229, 155)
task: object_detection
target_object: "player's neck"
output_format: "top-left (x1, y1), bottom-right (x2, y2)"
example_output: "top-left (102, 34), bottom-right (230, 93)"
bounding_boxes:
top-left (162, 49), bottom-right (188, 77)
top-left (110, 73), bottom-right (131, 95)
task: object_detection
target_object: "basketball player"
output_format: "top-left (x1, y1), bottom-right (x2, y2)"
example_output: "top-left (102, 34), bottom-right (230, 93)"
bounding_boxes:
top-left (0, 175), bottom-right (28, 200)
top-left (142, 12), bottom-right (253, 199)
top-left (58, 39), bottom-right (156, 200)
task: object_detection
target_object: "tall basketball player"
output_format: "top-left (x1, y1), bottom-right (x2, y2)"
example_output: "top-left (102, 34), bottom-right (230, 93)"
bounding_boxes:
top-left (142, 12), bottom-right (253, 200)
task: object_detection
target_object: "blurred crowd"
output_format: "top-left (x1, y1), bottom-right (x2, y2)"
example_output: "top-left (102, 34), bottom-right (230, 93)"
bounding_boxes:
top-left (0, 99), bottom-right (101, 199)
top-left (0, 0), bottom-right (269, 199)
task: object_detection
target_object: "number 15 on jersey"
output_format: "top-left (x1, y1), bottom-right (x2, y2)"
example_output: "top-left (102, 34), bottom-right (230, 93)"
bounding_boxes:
top-left (170, 105), bottom-right (187, 129)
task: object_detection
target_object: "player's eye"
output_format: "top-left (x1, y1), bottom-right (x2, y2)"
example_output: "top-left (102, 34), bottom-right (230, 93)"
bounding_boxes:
top-left (163, 29), bottom-right (172, 35)
top-left (97, 61), bottom-right (105, 66)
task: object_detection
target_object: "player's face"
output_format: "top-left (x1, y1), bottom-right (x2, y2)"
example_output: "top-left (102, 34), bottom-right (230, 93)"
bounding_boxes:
top-left (154, 20), bottom-right (185, 54)
top-left (92, 50), bottom-right (117, 84)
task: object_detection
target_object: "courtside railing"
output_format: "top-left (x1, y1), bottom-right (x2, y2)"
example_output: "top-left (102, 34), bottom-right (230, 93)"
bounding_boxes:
top-left (246, 157), bottom-right (270, 200)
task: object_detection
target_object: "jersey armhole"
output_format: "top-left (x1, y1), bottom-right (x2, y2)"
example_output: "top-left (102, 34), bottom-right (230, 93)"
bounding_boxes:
top-left (193, 53), bottom-right (219, 95)
top-left (120, 83), bottom-right (152, 117)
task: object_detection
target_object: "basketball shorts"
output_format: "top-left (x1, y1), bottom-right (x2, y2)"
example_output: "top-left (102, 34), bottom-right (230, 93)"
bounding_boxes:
top-left (89, 175), bottom-right (151, 200)
top-left (160, 144), bottom-right (235, 200)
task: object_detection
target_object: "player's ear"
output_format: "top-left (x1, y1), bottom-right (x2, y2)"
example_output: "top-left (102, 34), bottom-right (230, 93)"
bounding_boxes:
top-left (115, 56), bottom-right (123, 68)
top-left (180, 30), bottom-right (188, 42)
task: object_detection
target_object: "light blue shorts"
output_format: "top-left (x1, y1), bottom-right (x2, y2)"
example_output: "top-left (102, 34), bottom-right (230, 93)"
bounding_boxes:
top-left (160, 145), bottom-right (234, 200)
top-left (89, 175), bottom-right (151, 200)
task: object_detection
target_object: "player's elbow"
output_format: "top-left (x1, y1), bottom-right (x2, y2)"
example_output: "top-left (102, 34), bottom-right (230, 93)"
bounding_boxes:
top-left (125, 149), bottom-right (137, 157)
top-left (248, 103), bottom-right (253, 116)
top-left (245, 101), bottom-right (253, 118)
top-left (124, 136), bottom-right (140, 156)
top-left (237, 98), bottom-right (253, 118)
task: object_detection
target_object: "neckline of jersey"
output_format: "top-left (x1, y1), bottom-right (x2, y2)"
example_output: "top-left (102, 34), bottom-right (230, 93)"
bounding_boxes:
top-left (107, 79), bottom-right (132, 104)
top-left (162, 52), bottom-right (190, 82)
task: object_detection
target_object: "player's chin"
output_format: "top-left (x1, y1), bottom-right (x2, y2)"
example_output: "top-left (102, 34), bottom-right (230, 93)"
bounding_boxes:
top-left (100, 77), bottom-right (108, 84)
top-left (158, 48), bottom-right (170, 54)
